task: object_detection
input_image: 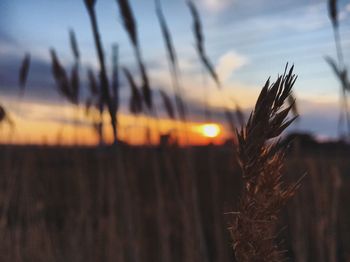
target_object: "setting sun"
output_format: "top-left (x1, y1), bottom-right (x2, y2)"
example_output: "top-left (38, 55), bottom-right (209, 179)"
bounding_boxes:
top-left (199, 124), bottom-right (221, 138)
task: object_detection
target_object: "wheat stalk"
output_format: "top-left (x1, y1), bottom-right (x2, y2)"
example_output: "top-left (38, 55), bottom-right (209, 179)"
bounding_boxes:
top-left (111, 44), bottom-right (120, 144)
top-left (155, 0), bottom-right (187, 122)
top-left (326, 0), bottom-right (350, 135)
top-left (187, 0), bottom-right (220, 89)
top-left (0, 104), bottom-right (14, 129)
top-left (159, 90), bottom-right (175, 120)
top-left (69, 29), bottom-right (80, 62)
top-left (116, 0), bottom-right (153, 110)
top-left (18, 53), bottom-right (31, 95)
top-left (123, 67), bottom-right (143, 115)
top-left (84, 0), bottom-right (118, 144)
top-left (111, 44), bottom-right (120, 113)
top-left (229, 65), bottom-right (301, 262)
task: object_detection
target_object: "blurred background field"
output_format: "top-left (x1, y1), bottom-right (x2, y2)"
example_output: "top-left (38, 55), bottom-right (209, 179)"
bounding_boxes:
top-left (0, 140), bottom-right (350, 261)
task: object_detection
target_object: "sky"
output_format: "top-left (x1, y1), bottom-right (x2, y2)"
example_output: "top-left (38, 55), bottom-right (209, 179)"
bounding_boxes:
top-left (0, 0), bottom-right (350, 145)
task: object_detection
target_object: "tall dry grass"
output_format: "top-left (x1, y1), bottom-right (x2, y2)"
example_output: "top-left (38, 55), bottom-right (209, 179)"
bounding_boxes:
top-left (116, 0), bottom-right (152, 111)
top-left (18, 54), bottom-right (31, 96)
top-left (155, 0), bottom-right (187, 123)
top-left (228, 66), bottom-right (301, 261)
top-left (84, 0), bottom-right (118, 144)
top-left (326, 0), bottom-right (350, 136)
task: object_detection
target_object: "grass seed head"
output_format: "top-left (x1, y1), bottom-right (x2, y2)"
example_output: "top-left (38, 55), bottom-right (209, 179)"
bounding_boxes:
top-left (328, 0), bottom-right (338, 28)
top-left (19, 53), bottom-right (31, 93)
top-left (123, 67), bottom-right (143, 115)
top-left (187, 0), bottom-right (221, 88)
top-left (84, 0), bottom-right (97, 9)
top-left (159, 90), bottom-right (175, 119)
top-left (230, 65), bottom-right (301, 262)
top-left (117, 0), bottom-right (138, 47)
top-left (69, 29), bottom-right (80, 61)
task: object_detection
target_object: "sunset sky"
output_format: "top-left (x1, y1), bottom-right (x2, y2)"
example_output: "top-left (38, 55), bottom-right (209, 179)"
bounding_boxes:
top-left (0, 0), bottom-right (350, 145)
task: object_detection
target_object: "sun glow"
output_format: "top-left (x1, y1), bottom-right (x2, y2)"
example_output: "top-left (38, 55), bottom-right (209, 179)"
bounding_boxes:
top-left (199, 123), bottom-right (221, 138)
top-left (0, 99), bottom-right (230, 146)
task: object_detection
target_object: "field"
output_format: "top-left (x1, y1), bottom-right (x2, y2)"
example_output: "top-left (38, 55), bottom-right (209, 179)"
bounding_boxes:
top-left (1, 0), bottom-right (350, 261)
top-left (0, 140), bottom-right (349, 262)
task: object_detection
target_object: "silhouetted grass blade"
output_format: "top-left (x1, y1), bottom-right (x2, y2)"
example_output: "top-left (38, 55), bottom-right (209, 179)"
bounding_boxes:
top-left (19, 53), bottom-right (31, 94)
top-left (187, 0), bottom-right (221, 89)
top-left (159, 90), bottom-right (175, 119)
top-left (123, 67), bottom-right (143, 115)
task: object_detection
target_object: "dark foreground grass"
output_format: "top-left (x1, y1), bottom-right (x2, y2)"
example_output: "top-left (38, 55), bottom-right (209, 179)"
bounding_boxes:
top-left (0, 144), bottom-right (349, 262)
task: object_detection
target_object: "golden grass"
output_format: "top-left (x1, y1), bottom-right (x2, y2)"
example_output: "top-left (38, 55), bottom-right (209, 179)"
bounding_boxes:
top-left (228, 66), bottom-right (302, 262)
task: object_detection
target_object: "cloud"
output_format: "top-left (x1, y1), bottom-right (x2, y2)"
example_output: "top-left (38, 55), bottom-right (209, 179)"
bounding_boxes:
top-left (198, 0), bottom-right (233, 12)
top-left (216, 51), bottom-right (247, 83)
top-left (254, 3), bottom-right (328, 32)
top-left (339, 3), bottom-right (350, 21)
top-left (214, 2), bottom-right (330, 35)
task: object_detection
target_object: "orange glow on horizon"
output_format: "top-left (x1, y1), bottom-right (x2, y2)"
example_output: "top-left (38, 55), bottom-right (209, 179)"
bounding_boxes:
top-left (0, 101), bottom-right (229, 146)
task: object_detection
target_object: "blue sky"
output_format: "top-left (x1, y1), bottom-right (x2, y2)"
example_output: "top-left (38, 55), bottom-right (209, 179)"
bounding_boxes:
top-left (1, 0), bottom-right (350, 142)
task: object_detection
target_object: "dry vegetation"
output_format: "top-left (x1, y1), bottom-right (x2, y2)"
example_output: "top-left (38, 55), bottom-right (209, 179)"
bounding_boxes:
top-left (0, 141), bottom-right (350, 261)
top-left (0, 0), bottom-right (349, 261)
top-left (228, 66), bottom-right (301, 261)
